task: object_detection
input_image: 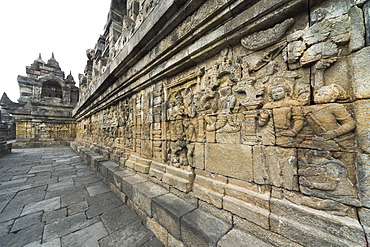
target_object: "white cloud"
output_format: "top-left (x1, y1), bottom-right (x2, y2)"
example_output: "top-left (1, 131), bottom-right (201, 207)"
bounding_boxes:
top-left (0, 1), bottom-right (111, 102)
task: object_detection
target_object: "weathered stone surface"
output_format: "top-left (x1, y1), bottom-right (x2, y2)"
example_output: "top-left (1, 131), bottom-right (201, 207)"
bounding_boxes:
top-left (349, 6), bottom-right (365, 52)
top-left (43, 212), bottom-right (92, 242)
top-left (351, 47), bottom-right (370, 99)
top-left (121, 174), bottom-right (147, 199)
top-left (253, 146), bottom-right (298, 190)
top-left (358, 207), bottom-right (370, 240)
top-left (152, 193), bottom-right (196, 239)
top-left (270, 197), bottom-right (366, 246)
top-left (357, 153), bottom-right (370, 207)
top-left (181, 209), bottom-right (232, 247)
top-left (205, 143), bottom-right (253, 181)
top-left (61, 222), bottom-right (108, 247)
top-left (298, 149), bottom-right (360, 206)
top-left (354, 100), bottom-right (370, 153)
top-left (98, 221), bottom-right (155, 247)
top-left (146, 217), bottom-right (169, 246)
top-left (193, 172), bottom-right (226, 208)
top-left (233, 215), bottom-right (303, 247)
top-left (11, 211), bottom-right (43, 233)
top-left (162, 165), bottom-right (194, 193)
top-left (217, 228), bottom-right (272, 247)
top-left (0, 224), bottom-right (44, 246)
top-left (224, 180), bottom-right (270, 229)
top-left (364, 1), bottom-right (370, 46)
top-left (67, 201), bottom-right (89, 216)
top-left (87, 183), bottom-right (111, 197)
top-left (132, 181), bottom-right (168, 217)
top-left (21, 197), bottom-right (61, 216)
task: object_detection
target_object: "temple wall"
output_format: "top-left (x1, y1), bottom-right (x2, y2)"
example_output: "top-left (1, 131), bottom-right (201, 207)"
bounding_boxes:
top-left (14, 117), bottom-right (76, 148)
top-left (73, 0), bottom-right (370, 245)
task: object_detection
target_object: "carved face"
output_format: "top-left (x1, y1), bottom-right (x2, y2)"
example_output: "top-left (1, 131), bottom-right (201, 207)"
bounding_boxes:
top-left (271, 86), bottom-right (286, 101)
top-left (314, 86), bottom-right (336, 104)
top-left (220, 86), bottom-right (231, 97)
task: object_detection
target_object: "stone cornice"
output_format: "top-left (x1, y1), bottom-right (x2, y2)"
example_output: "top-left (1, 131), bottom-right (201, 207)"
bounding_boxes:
top-left (74, 0), bottom-right (306, 120)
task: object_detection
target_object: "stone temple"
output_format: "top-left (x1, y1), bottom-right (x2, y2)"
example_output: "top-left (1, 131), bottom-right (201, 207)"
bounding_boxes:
top-left (2, 0), bottom-right (370, 246)
top-left (2, 53), bottom-right (78, 148)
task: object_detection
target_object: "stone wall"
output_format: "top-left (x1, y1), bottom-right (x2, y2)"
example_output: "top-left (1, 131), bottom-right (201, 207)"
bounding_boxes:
top-left (73, 0), bottom-right (370, 246)
top-left (14, 118), bottom-right (76, 148)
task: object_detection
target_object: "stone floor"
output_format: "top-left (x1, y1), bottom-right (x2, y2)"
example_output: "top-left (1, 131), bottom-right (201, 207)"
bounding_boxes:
top-left (0, 147), bottom-right (163, 247)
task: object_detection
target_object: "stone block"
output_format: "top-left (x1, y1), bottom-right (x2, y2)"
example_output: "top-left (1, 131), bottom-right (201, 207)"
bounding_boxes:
top-left (194, 173), bottom-right (226, 194)
top-left (61, 222), bottom-right (108, 247)
top-left (365, 1), bottom-right (370, 46)
top-left (149, 161), bottom-right (166, 181)
top-left (351, 47), bottom-right (370, 99)
top-left (125, 155), bottom-right (138, 169)
top-left (193, 184), bottom-right (224, 209)
top-left (218, 228), bottom-right (271, 247)
top-left (349, 6), bottom-right (365, 52)
top-left (112, 169), bottom-right (135, 189)
top-left (193, 143), bottom-right (205, 169)
top-left (133, 162), bottom-right (150, 174)
top-left (102, 161), bottom-right (121, 183)
top-left (132, 181), bottom-right (168, 217)
top-left (162, 173), bottom-right (192, 193)
top-left (146, 217), bottom-right (168, 246)
top-left (166, 165), bottom-right (194, 181)
top-left (224, 195), bottom-right (270, 229)
top-left (198, 200), bottom-right (233, 224)
top-left (205, 143), bottom-right (253, 182)
top-left (168, 234), bottom-right (185, 247)
top-left (357, 153), bottom-right (370, 207)
top-left (233, 215), bottom-right (302, 247)
top-left (298, 149), bottom-right (360, 206)
top-left (354, 100), bottom-right (370, 153)
top-left (225, 183), bottom-right (270, 210)
top-left (269, 197), bottom-right (366, 246)
top-left (121, 174), bottom-right (147, 199)
top-left (180, 209), bottom-right (232, 247)
top-left (358, 207), bottom-right (370, 240)
top-left (91, 155), bottom-right (108, 171)
top-left (193, 173), bottom-right (226, 208)
top-left (253, 146), bottom-right (298, 190)
top-left (152, 193), bottom-right (196, 239)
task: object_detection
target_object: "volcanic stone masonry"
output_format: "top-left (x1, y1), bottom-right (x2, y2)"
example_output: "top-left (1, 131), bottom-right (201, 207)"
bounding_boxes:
top-left (48, 0), bottom-right (370, 246)
top-left (1, 53), bottom-right (79, 148)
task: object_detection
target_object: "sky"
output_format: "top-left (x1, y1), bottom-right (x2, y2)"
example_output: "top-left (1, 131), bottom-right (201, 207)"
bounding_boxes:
top-left (0, 1), bottom-right (112, 102)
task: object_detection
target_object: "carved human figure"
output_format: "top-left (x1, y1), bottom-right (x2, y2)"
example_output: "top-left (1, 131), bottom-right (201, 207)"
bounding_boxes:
top-left (304, 84), bottom-right (355, 150)
top-left (172, 95), bottom-right (185, 120)
top-left (183, 88), bottom-right (196, 118)
top-left (260, 83), bottom-right (304, 146)
top-left (183, 119), bottom-right (195, 167)
top-left (218, 85), bottom-right (236, 114)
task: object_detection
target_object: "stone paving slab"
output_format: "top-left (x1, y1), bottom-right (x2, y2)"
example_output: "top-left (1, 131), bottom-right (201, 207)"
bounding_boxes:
top-left (0, 147), bottom-right (162, 246)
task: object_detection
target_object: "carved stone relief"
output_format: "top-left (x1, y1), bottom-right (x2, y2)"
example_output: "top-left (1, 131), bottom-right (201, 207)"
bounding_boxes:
top-left (298, 149), bottom-right (359, 206)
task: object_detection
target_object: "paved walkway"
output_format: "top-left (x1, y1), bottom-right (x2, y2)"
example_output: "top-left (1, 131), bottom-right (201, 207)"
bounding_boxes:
top-left (0, 147), bottom-right (163, 247)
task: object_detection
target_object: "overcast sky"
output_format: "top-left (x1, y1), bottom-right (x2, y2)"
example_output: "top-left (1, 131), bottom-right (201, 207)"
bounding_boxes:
top-left (0, 1), bottom-right (111, 102)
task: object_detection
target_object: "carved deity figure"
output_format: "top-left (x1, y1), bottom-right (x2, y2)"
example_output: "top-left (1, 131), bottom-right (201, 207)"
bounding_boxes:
top-left (260, 82), bottom-right (304, 146)
top-left (218, 85), bottom-right (236, 114)
top-left (304, 84), bottom-right (355, 150)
